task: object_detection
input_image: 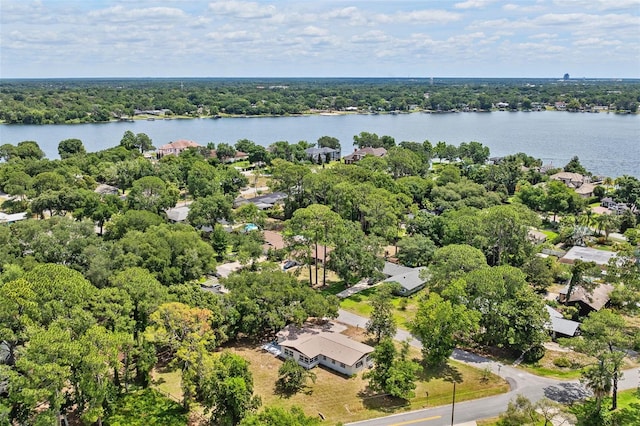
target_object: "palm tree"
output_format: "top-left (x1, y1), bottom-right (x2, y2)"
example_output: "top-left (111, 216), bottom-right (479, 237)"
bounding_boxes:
top-left (581, 359), bottom-right (614, 413)
top-left (595, 214), bottom-right (619, 241)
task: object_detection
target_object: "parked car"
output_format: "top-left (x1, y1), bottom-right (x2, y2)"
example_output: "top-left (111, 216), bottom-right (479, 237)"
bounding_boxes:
top-left (282, 260), bottom-right (299, 270)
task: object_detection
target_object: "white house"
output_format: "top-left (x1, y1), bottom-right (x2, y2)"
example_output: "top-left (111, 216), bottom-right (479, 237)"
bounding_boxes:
top-left (276, 325), bottom-right (374, 376)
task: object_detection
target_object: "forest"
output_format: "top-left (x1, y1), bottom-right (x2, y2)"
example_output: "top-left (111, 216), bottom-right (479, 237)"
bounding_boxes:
top-left (0, 77), bottom-right (639, 124)
top-left (1, 128), bottom-right (639, 425)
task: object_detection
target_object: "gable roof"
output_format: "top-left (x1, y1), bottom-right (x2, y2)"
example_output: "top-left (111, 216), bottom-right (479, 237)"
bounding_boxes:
top-left (278, 326), bottom-right (373, 366)
top-left (550, 172), bottom-right (586, 183)
top-left (343, 147), bottom-right (387, 161)
top-left (545, 306), bottom-right (580, 336)
top-left (382, 261), bottom-right (414, 277)
top-left (559, 283), bottom-right (614, 311)
top-left (383, 267), bottom-right (428, 292)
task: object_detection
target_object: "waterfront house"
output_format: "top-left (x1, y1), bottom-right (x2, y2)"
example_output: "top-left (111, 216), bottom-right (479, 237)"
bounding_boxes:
top-left (305, 147), bottom-right (340, 163)
top-left (343, 147), bottom-right (387, 164)
top-left (549, 172), bottom-right (589, 189)
top-left (157, 139), bottom-right (201, 157)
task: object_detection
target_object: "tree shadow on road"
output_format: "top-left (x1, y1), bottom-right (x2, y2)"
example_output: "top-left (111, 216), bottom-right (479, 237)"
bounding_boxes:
top-left (543, 382), bottom-right (591, 404)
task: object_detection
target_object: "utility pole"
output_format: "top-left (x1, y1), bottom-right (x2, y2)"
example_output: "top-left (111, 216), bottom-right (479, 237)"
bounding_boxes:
top-left (451, 381), bottom-right (456, 426)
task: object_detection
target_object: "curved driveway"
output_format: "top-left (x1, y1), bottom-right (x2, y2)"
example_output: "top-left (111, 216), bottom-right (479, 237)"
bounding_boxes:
top-left (337, 309), bottom-right (639, 426)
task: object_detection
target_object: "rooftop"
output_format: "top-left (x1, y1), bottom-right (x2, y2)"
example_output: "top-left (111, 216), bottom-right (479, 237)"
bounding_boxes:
top-left (278, 325), bottom-right (373, 366)
top-left (560, 246), bottom-right (617, 266)
top-left (383, 267), bottom-right (428, 292)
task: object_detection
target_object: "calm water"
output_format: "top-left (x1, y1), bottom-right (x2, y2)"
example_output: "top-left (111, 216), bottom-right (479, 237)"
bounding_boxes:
top-left (1, 111), bottom-right (638, 178)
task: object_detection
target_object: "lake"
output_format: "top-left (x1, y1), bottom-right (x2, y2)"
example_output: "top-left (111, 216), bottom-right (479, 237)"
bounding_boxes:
top-left (1, 111), bottom-right (638, 178)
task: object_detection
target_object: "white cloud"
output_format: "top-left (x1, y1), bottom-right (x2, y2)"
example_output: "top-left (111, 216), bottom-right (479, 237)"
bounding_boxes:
top-left (351, 30), bottom-right (391, 44)
top-left (208, 0), bottom-right (276, 19)
top-left (376, 9), bottom-right (461, 25)
top-left (454, 0), bottom-right (496, 10)
top-left (88, 5), bottom-right (187, 23)
top-left (297, 26), bottom-right (329, 37)
top-left (205, 30), bottom-right (261, 43)
top-left (552, 0), bottom-right (640, 12)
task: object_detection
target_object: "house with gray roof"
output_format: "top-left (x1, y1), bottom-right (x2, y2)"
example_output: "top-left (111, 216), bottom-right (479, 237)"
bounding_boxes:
top-left (559, 246), bottom-right (616, 267)
top-left (233, 192), bottom-right (287, 210)
top-left (382, 261), bottom-right (414, 278)
top-left (545, 306), bottom-right (580, 338)
top-left (165, 205), bottom-right (190, 222)
top-left (383, 266), bottom-right (428, 296)
top-left (305, 147), bottom-right (340, 163)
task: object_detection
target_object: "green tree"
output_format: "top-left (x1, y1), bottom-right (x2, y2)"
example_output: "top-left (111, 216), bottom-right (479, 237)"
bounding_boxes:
top-left (240, 406), bottom-right (321, 426)
top-left (285, 204), bottom-right (343, 286)
top-left (104, 209), bottom-right (164, 240)
top-left (327, 222), bottom-right (384, 286)
top-left (127, 176), bottom-right (179, 214)
top-left (216, 143), bottom-right (237, 162)
top-left (57, 138), bottom-right (86, 159)
top-left (199, 352), bottom-right (261, 426)
top-left (396, 234), bottom-right (436, 267)
top-left (497, 394), bottom-right (537, 426)
top-left (364, 338), bottom-right (422, 400)
top-left (594, 213), bottom-right (619, 241)
top-left (411, 292), bottom-right (479, 366)
top-left (428, 244), bottom-right (488, 292)
top-left (564, 155), bottom-right (589, 175)
top-left (458, 141), bottom-right (490, 165)
top-left (317, 135), bottom-right (340, 150)
top-left (146, 302), bottom-right (217, 409)
top-left (562, 309), bottom-right (629, 411)
top-left (275, 358), bottom-right (317, 395)
top-left (545, 180), bottom-right (584, 221)
top-left (187, 193), bottom-right (233, 228)
top-left (365, 283), bottom-right (398, 344)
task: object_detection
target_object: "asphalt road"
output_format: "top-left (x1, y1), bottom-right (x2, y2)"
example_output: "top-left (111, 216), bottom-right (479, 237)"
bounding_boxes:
top-left (337, 309), bottom-right (640, 426)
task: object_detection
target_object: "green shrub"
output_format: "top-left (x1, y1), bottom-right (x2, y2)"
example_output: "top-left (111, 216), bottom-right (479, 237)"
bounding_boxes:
top-left (523, 345), bottom-right (545, 363)
top-left (553, 357), bottom-right (571, 368)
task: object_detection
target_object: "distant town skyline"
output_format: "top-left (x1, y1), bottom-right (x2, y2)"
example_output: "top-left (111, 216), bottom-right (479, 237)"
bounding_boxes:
top-left (1, 0), bottom-right (639, 79)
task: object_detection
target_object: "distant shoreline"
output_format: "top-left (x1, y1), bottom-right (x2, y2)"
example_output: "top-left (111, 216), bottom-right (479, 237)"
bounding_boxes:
top-left (3, 107), bottom-right (636, 126)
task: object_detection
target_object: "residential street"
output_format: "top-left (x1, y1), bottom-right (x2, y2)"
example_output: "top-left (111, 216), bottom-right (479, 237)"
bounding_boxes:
top-left (337, 310), bottom-right (640, 426)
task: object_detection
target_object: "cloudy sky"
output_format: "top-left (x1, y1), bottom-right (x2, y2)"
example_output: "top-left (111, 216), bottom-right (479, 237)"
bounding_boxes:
top-left (1, 0), bottom-right (639, 79)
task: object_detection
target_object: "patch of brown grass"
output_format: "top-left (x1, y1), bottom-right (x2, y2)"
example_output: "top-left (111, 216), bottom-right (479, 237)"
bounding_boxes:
top-left (227, 332), bottom-right (508, 424)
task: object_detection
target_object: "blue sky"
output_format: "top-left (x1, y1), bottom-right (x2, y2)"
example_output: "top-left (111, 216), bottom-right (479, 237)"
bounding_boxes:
top-left (1, 0), bottom-right (639, 78)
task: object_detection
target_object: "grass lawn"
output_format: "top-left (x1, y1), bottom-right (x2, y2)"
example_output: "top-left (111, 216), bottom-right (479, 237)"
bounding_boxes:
top-left (227, 330), bottom-right (508, 424)
top-left (616, 388), bottom-right (640, 410)
top-left (339, 287), bottom-right (424, 329)
top-left (151, 333), bottom-right (508, 424)
top-left (292, 265), bottom-right (342, 287)
top-left (540, 228), bottom-right (559, 240)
